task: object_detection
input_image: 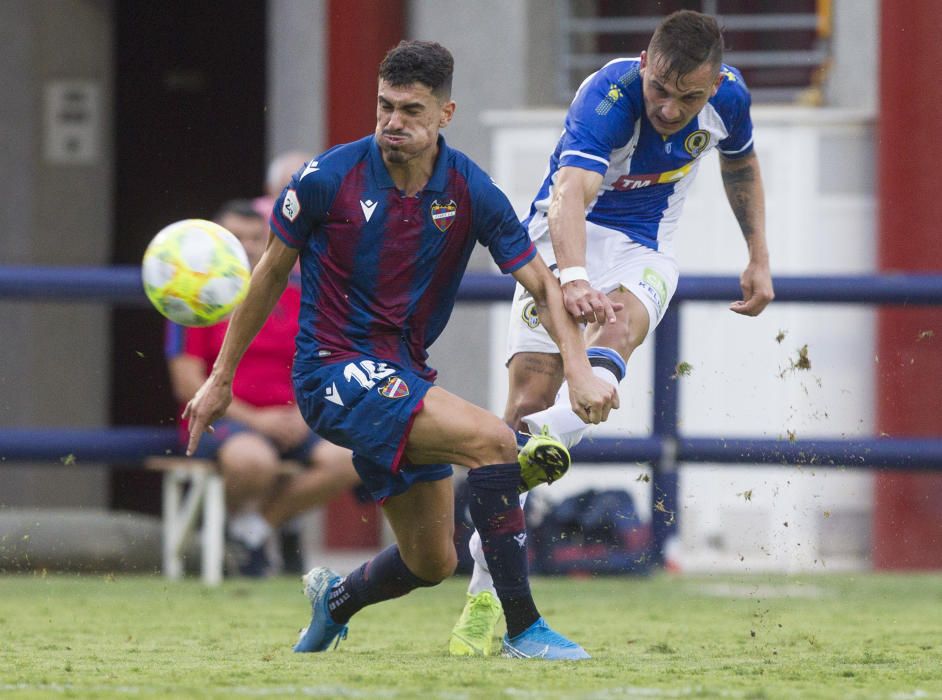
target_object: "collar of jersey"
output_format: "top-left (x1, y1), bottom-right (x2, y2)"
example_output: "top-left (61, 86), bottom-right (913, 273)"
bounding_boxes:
top-left (368, 135), bottom-right (450, 194)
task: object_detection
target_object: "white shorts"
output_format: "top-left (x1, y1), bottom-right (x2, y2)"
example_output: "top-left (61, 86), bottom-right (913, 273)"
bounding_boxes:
top-left (506, 218), bottom-right (680, 361)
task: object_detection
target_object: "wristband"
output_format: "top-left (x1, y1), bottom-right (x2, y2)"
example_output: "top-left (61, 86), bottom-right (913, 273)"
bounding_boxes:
top-left (558, 266), bottom-right (589, 285)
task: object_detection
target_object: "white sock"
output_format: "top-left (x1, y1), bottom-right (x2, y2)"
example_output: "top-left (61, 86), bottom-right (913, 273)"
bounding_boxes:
top-left (466, 531), bottom-right (496, 597)
top-left (228, 511), bottom-right (273, 549)
top-left (467, 492), bottom-right (529, 597)
top-left (523, 360), bottom-right (623, 449)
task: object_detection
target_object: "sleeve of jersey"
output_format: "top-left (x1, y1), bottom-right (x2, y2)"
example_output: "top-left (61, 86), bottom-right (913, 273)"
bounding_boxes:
top-left (269, 167), bottom-right (338, 249)
top-left (717, 72), bottom-right (755, 160)
top-left (473, 177), bottom-right (536, 274)
top-left (557, 71), bottom-right (638, 175)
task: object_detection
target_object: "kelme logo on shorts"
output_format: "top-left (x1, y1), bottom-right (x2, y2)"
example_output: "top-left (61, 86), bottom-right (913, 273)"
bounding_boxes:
top-left (522, 300), bottom-right (541, 329)
top-left (378, 376), bottom-right (410, 399)
top-left (640, 267), bottom-right (668, 311)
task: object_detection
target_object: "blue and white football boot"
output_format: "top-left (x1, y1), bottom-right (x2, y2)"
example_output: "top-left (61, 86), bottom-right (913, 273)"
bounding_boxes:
top-left (293, 566), bottom-right (349, 652)
top-left (502, 617), bottom-right (590, 660)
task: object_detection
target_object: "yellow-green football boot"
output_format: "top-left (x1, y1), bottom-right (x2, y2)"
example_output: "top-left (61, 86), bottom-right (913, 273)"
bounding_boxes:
top-left (517, 425), bottom-right (571, 493)
top-left (448, 591), bottom-right (503, 656)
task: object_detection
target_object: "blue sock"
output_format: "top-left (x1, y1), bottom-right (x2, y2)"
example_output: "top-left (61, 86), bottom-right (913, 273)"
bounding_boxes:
top-left (587, 346), bottom-right (627, 382)
top-left (467, 462), bottom-right (540, 637)
top-left (327, 545), bottom-right (436, 624)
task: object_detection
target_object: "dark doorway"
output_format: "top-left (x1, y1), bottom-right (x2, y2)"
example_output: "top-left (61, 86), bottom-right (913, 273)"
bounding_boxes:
top-left (111, 0), bottom-right (267, 513)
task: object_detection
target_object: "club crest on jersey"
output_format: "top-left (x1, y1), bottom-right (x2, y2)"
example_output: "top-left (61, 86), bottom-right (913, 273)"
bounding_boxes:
top-left (430, 199), bottom-right (457, 232)
top-left (684, 130), bottom-right (710, 157)
top-left (378, 376), bottom-right (410, 399)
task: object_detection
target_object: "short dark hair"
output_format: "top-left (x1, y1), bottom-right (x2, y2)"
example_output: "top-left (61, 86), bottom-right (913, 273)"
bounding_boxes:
top-left (213, 199), bottom-right (262, 224)
top-left (378, 40), bottom-right (454, 99)
top-left (648, 10), bottom-right (724, 82)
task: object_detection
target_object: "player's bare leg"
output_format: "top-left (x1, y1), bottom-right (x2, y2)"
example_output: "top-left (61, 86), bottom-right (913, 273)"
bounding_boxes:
top-left (503, 352), bottom-right (564, 431)
top-left (584, 287), bottom-right (651, 360)
top-left (293, 480), bottom-right (456, 654)
top-left (521, 287), bottom-right (649, 448)
top-left (382, 478), bottom-right (459, 581)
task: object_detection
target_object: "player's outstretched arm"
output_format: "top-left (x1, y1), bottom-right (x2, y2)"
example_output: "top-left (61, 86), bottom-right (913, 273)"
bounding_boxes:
top-left (183, 233), bottom-right (299, 454)
top-left (512, 256), bottom-right (619, 424)
top-left (170, 353), bottom-right (306, 450)
top-left (719, 151), bottom-right (774, 316)
top-left (547, 166), bottom-right (620, 326)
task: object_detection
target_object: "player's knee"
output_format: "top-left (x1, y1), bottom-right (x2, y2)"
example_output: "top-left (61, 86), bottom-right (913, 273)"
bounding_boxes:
top-left (413, 549), bottom-right (458, 583)
top-left (452, 417), bottom-right (518, 467)
top-left (588, 320), bottom-right (646, 360)
top-left (400, 542), bottom-right (457, 583)
top-left (476, 421), bottom-right (518, 465)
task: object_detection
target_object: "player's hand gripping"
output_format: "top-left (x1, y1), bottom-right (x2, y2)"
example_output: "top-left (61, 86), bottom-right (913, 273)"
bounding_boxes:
top-left (730, 260), bottom-right (774, 316)
top-left (567, 370), bottom-right (620, 425)
top-left (182, 375), bottom-right (233, 456)
top-left (561, 279), bottom-right (622, 326)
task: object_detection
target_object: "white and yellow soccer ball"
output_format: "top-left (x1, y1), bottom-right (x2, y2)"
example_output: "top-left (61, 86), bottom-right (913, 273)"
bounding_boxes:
top-left (142, 219), bottom-right (251, 327)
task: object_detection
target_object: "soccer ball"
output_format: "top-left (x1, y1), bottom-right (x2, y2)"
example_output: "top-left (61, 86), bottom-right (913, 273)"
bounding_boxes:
top-left (142, 219), bottom-right (251, 327)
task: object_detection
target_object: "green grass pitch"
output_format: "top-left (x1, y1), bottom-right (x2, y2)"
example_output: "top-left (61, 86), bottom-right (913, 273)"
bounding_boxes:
top-left (1, 572), bottom-right (940, 699)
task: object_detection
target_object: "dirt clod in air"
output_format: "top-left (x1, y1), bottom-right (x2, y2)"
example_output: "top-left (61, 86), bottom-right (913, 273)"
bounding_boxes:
top-left (672, 361), bottom-right (693, 379)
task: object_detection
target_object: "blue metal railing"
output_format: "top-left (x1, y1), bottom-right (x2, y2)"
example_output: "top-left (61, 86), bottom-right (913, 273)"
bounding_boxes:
top-left (0, 427), bottom-right (179, 462)
top-left (2, 265), bottom-right (942, 565)
top-left (3, 265), bottom-right (942, 305)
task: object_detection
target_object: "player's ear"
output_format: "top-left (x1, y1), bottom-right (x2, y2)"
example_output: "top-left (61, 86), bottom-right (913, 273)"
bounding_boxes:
top-left (711, 71), bottom-right (723, 96)
top-left (639, 50), bottom-right (648, 72)
top-left (439, 99), bottom-right (456, 129)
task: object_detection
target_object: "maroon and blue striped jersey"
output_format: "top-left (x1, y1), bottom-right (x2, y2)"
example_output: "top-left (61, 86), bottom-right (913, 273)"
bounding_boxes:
top-left (270, 135), bottom-right (535, 380)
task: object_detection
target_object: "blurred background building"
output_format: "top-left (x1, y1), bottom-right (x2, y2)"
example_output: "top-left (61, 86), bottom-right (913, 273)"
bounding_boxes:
top-left (1, 0), bottom-right (939, 572)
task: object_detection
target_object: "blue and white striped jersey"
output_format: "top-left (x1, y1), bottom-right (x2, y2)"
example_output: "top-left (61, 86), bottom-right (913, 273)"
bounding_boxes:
top-left (525, 58), bottom-right (754, 256)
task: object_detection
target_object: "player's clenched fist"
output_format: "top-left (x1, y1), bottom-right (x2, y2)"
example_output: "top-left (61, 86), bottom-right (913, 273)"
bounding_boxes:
top-left (568, 372), bottom-right (620, 425)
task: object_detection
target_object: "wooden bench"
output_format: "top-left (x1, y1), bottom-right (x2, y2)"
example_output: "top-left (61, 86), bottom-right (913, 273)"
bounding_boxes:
top-left (145, 456), bottom-right (301, 585)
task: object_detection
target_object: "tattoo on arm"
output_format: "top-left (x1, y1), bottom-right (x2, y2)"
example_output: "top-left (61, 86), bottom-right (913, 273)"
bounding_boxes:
top-left (721, 158), bottom-right (758, 239)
